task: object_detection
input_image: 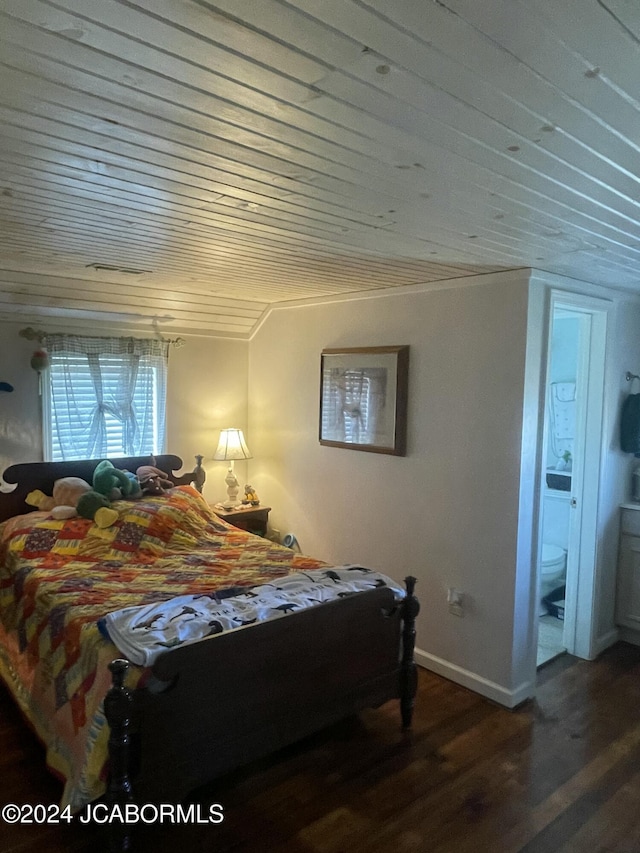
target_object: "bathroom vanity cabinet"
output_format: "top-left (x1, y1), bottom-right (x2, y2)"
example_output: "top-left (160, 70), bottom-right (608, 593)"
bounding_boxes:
top-left (616, 505), bottom-right (640, 632)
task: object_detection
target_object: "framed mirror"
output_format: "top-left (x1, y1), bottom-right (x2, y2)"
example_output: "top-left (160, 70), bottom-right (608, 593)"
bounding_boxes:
top-left (319, 346), bottom-right (409, 455)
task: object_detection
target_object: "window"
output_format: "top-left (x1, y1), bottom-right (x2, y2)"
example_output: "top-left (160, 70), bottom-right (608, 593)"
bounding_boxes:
top-left (43, 334), bottom-right (168, 461)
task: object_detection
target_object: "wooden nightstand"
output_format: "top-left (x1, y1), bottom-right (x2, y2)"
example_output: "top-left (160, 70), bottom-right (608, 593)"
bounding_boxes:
top-left (213, 505), bottom-right (271, 537)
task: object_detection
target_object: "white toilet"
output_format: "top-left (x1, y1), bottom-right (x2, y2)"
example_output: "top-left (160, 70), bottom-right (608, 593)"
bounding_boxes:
top-left (540, 543), bottom-right (567, 615)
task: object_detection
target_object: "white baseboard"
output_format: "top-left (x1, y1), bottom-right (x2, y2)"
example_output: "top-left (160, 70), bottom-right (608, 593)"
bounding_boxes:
top-left (591, 628), bottom-right (620, 657)
top-left (415, 647), bottom-right (534, 709)
top-left (617, 626), bottom-right (640, 647)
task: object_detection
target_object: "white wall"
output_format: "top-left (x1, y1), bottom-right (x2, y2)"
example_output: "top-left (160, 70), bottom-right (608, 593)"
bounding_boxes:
top-left (166, 336), bottom-right (248, 504)
top-left (248, 270), bottom-right (531, 703)
top-left (0, 320), bottom-right (44, 473)
top-left (595, 296), bottom-right (640, 643)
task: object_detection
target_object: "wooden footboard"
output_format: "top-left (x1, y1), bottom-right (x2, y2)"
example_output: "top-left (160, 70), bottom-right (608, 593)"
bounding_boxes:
top-left (105, 577), bottom-right (419, 810)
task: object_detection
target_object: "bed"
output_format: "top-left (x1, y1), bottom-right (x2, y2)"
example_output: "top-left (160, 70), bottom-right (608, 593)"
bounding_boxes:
top-left (0, 454), bottom-right (419, 841)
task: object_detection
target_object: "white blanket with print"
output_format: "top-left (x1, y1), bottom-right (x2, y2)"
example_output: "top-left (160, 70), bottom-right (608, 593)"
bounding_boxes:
top-left (100, 566), bottom-right (405, 666)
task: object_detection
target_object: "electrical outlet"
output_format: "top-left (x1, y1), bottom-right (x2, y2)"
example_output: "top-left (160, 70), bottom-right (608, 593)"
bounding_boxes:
top-left (447, 588), bottom-right (464, 617)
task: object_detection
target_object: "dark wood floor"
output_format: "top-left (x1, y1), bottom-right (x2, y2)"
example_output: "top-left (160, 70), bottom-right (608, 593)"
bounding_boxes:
top-left (3, 643), bottom-right (640, 852)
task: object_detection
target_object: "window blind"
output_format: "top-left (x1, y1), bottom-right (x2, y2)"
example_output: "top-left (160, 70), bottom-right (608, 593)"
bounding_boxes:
top-left (43, 335), bottom-right (168, 462)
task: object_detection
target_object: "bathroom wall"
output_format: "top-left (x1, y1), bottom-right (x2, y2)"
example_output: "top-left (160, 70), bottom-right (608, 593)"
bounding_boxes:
top-left (545, 314), bottom-right (579, 470)
top-left (542, 312), bottom-right (580, 550)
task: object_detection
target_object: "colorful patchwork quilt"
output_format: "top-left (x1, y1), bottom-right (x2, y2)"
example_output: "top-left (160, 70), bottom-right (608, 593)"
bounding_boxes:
top-left (0, 486), bottom-right (326, 810)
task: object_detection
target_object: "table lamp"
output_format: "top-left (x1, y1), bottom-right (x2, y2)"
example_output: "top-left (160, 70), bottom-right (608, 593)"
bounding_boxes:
top-left (213, 428), bottom-right (252, 508)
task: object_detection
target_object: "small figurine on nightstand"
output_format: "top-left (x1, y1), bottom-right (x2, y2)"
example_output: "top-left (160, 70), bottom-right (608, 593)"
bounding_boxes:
top-left (243, 484), bottom-right (260, 506)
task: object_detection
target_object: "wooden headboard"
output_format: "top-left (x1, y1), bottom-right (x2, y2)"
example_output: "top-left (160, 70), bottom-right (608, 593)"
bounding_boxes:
top-left (0, 454), bottom-right (206, 524)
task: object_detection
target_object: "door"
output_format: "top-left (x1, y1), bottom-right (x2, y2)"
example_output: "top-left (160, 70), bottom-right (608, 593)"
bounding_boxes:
top-left (535, 292), bottom-right (608, 663)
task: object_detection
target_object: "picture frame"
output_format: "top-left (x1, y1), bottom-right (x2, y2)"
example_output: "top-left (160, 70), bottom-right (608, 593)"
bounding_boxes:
top-left (319, 346), bottom-right (409, 456)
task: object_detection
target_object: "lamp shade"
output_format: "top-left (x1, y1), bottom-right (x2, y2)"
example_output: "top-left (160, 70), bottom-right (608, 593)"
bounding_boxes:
top-left (213, 428), bottom-right (252, 461)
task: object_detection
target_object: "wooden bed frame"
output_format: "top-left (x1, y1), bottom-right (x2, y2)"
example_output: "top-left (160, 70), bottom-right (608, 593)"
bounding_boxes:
top-left (0, 453), bottom-right (206, 518)
top-left (0, 455), bottom-right (419, 850)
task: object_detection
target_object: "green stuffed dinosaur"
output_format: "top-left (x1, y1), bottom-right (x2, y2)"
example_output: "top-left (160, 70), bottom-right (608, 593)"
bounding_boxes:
top-left (75, 460), bottom-right (138, 528)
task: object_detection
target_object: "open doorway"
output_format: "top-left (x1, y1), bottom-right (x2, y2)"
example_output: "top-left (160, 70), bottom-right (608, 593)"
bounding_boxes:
top-left (535, 292), bottom-right (608, 667)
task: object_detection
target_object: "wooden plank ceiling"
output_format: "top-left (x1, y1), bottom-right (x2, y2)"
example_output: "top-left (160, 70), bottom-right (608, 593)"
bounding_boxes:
top-left (1, 0), bottom-right (639, 337)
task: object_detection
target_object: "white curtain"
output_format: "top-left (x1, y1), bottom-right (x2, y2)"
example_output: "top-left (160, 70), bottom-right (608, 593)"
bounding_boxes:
top-left (46, 334), bottom-right (168, 460)
top-left (323, 367), bottom-right (387, 444)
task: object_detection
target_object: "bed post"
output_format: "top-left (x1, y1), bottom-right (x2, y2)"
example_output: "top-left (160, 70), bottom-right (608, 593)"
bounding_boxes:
top-left (400, 576), bottom-right (420, 730)
top-left (105, 659), bottom-right (134, 852)
top-left (193, 454), bottom-right (206, 493)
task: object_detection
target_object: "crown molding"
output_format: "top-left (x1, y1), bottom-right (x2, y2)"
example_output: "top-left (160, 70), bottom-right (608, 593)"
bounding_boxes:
top-left (250, 267), bottom-right (532, 339)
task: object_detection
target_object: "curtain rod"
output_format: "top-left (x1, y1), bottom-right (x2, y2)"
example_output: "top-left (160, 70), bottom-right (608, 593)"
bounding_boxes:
top-left (18, 327), bottom-right (185, 348)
